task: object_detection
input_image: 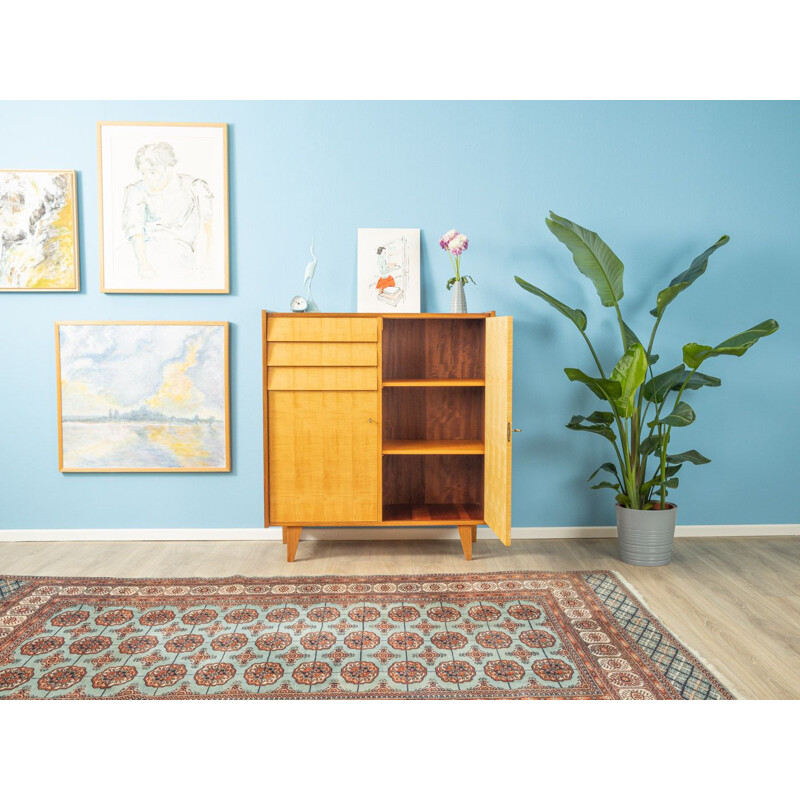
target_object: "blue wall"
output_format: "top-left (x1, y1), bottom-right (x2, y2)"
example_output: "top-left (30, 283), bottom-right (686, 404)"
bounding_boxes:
top-left (0, 101), bottom-right (796, 529)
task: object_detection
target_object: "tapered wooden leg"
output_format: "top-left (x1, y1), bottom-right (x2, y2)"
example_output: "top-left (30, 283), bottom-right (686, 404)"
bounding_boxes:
top-left (284, 526), bottom-right (302, 562)
top-left (472, 528), bottom-right (478, 542)
top-left (458, 525), bottom-right (475, 560)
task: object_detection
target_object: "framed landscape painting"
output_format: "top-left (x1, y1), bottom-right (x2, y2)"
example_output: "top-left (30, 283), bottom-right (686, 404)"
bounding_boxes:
top-left (0, 169), bottom-right (79, 291)
top-left (98, 122), bottom-right (229, 293)
top-left (56, 322), bottom-right (230, 472)
top-left (357, 228), bottom-right (420, 313)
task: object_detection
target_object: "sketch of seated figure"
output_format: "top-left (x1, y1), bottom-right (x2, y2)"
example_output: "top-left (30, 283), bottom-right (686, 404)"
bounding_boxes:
top-left (122, 142), bottom-right (214, 278)
top-left (374, 237), bottom-right (407, 306)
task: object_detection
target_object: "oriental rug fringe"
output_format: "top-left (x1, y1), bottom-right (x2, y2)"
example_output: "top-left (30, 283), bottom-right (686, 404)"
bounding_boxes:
top-left (0, 571), bottom-right (733, 699)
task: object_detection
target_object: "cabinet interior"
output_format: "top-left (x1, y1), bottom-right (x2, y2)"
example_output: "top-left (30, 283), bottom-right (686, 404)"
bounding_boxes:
top-left (382, 318), bottom-right (485, 381)
top-left (381, 317), bottom-right (487, 522)
top-left (382, 386), bottom-right (484, 443)
top-left (382, 454), bottom-right (484, 522)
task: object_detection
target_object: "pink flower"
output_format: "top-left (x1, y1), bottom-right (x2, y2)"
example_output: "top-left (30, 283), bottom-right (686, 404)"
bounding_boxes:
top-left (440, 228), bottom-right (474, 290)
top-left (448, 233), bottom-right (469, 256)
top-left (439, 229), bottom-right (458, 250)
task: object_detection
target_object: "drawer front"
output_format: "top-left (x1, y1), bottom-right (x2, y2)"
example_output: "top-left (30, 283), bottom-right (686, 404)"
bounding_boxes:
top-left (268, 367), bottom-right (378, 391)
top-left (267, 341), bottom-right (378, 367)
top-left (267, 317), bottom-right (378, 342)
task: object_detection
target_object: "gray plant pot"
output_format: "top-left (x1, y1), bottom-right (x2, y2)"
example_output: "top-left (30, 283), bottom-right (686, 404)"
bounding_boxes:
top-left (615, 503), bottom-right (677, 566)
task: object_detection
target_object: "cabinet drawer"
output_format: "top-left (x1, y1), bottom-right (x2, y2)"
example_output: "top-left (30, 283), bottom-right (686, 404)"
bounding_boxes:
top-left (267, 317), bottom-right (378, 342)
top-left (267, 341), bottom-right (378, 367)
top-left (268, 367), bottom-right (378, 391)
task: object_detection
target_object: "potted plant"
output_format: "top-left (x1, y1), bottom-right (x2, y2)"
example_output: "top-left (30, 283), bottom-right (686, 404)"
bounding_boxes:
top-left (516, 212), bottom-right (778, 565)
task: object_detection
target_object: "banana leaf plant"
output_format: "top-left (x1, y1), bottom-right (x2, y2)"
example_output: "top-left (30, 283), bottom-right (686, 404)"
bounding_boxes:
top-left (516, 212), bottom-right (779, 510)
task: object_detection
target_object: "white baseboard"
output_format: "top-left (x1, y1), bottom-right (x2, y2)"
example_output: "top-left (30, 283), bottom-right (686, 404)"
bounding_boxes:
top-left (0, 524), bottom-right (797, 543)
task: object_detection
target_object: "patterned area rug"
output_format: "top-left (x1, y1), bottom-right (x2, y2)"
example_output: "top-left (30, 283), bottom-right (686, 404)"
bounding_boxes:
top-left (0, 571), bottom-right (733, 700)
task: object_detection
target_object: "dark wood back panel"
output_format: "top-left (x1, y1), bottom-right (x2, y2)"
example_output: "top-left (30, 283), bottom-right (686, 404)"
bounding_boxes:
top-left (382, 387), bottom-right (484, 441)
top-left (382, 318), bottom-right (485, 380)
top-left (382, 454), bottom-right (484, 505)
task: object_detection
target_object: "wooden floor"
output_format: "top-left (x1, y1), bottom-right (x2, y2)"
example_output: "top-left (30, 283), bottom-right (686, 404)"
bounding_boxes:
top-left (1, 535), bottom-right (798, 699)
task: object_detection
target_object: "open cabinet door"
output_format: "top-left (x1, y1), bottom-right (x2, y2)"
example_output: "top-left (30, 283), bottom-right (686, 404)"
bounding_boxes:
top-left (484, 316), bottom-right (513, 545)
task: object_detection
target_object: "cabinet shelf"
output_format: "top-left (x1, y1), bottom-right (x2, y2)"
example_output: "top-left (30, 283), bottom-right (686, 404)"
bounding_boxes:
top-left (382, 379), bottom-right (485, 387)
top-left (382, 503), bottom-right (484, 523)
top-left (382, 439), bottom-right (484, 455)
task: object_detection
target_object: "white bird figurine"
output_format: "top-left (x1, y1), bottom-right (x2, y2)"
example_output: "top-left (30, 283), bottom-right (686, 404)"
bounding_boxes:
top-left (303, 239), bottom-right (320, 312)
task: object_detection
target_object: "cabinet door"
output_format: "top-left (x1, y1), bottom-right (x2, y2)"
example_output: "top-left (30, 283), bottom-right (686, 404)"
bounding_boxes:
top-left (484, 316), bottom-right (513, 545)
top-left (268, 390), bottom-right (379, 523)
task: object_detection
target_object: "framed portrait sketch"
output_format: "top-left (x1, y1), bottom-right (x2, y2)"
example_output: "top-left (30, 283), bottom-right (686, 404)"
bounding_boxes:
top-left (357, 228), bottom-right (420, 313)
top-left (55, 321), bottom-right (230, 472)
top-left (0, 169), bottom-right (79, 291)
top-left (98, 122), bottom-right (229, 293)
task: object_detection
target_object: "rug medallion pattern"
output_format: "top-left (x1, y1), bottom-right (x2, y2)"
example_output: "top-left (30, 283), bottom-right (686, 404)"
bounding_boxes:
top-left (0, 571), bottom-right (733, 699)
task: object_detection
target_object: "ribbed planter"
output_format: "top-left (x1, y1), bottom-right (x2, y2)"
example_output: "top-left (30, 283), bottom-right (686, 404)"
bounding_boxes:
top-left (450, 282), bottom-right (467, 313)
top-left (615, 503), bottom-right (677, 566)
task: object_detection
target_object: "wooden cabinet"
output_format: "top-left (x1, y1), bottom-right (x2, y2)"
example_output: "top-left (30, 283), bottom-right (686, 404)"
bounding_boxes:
top-left (262, 312), bottom-right (513, 561)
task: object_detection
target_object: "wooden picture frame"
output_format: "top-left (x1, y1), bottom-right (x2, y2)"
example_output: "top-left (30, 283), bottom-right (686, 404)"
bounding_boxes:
top-left (97, 122), bottom-right (229, 294)
top-left (56, 321), bottom-right (230, 472)
top-left (0, 169), bottom-right (80, 291)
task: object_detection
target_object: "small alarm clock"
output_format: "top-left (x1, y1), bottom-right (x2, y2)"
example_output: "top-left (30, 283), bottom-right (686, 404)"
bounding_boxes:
top-left (290, 295), bottom-right (308, 312)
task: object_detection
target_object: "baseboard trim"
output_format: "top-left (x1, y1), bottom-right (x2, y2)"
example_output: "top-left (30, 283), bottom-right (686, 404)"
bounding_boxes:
top-left (0, 524), bottom-right (797, 543)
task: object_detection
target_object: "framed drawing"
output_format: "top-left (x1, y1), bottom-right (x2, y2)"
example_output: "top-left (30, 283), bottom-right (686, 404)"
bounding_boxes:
top-left (0, 169), bottom-right (79, 291)
top-left (357, 228), bottom-right (420, 313)
top-left (55, 321), bottom-right (230, 472)
top-left (98, 122), bottom-right (229, 293)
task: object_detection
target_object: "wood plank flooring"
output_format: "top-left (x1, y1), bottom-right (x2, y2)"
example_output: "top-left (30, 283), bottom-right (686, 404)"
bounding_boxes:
top-left (1, 535), bottom-right (797, 699)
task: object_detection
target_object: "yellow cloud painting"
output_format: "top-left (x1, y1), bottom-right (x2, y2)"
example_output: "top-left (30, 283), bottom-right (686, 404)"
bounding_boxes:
top-left (0, 170), bottom-right (79, 291)
top-left (56, 322), bottom-right (229, 472)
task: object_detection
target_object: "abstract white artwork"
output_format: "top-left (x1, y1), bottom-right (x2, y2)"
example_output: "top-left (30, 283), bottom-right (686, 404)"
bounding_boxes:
top-left (357, 228), bottom-right (420, 313)
top-left (98, 122), bottom-right (229, 293)
top-left (56, 322), bottom-right (230, 472)
top-left (0, 170), bottom-right (79, 291)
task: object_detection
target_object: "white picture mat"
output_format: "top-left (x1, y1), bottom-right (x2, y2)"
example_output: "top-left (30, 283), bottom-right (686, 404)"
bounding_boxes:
top-left (99, 123), bottom-right (228, 293)
top-left (357, 228), bottom-right (420, 313)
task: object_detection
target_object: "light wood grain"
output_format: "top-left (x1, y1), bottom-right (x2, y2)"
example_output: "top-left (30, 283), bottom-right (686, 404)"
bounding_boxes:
top-left (267, 316), bottom-right (378, 342)
top-left (458, 525), bottom-right (475, 560)
top-left (284, 527), bottom-right (302, 562)
top-left (267, 313), bottom-right (494, 319)
top-left (382, 440), bottom-right (484, 455)
top-left (268, 367), bottom-right (378, 391)
top-left (262, 311), bottom-right (270, 526)
top-left (382, 379), bottom-right (485, 387)
top-left (268, 390), bottom-right (379, 524)
top-left (484, 316), bottom-right (513, 546)
top-left (2, 537), bottom-right (797, 698)
top-left (267, 341), bottom-right (378, 367)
